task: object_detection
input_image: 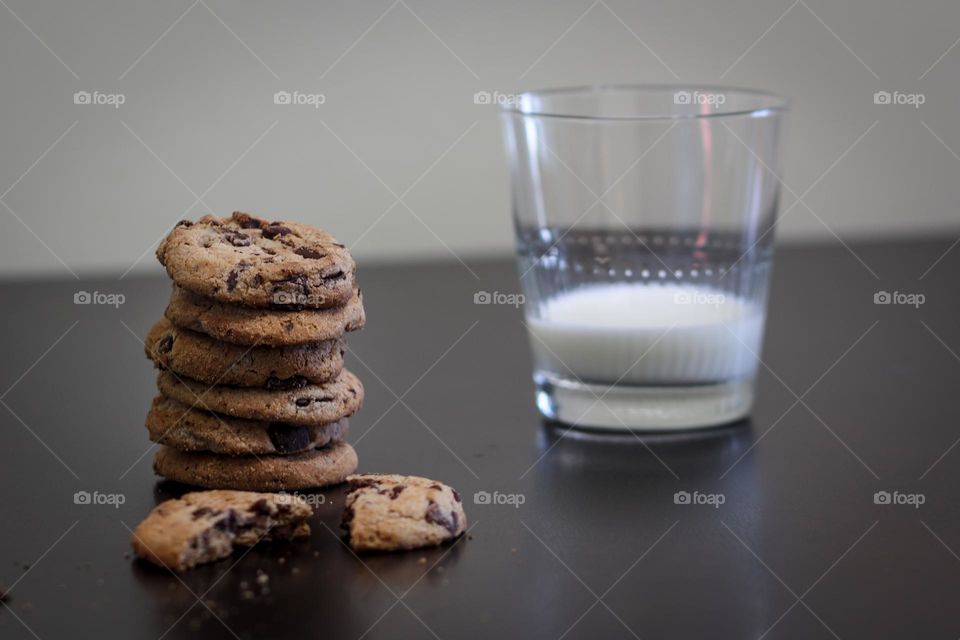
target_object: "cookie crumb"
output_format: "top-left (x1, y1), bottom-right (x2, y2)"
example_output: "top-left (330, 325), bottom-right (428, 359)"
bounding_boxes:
top-left (417, 557), bottom-right (427, 565)
top-left (255, 571), bottom-right (269, 587)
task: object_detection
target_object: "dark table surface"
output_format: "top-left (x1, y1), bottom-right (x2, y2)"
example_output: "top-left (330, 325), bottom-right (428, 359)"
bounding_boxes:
top-left (2, 238), bottom-right (960, 640)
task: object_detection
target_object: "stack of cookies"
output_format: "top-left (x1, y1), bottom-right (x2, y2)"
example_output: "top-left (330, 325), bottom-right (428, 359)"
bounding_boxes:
top-left (142, 212), bottom-right (365, 491)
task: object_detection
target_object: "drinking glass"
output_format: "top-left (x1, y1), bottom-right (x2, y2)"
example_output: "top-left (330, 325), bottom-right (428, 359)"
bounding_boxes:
top-left (500, 85), bottom-right (787, 431)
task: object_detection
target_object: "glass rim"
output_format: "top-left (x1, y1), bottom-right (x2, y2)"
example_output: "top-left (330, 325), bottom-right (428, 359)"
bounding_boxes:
top-left (499, 84), bottom-right (789, 122)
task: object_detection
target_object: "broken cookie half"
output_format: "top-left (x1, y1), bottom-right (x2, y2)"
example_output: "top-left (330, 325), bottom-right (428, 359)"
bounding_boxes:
top-left (131, 490), bottom-right (312, 572)
top-left (341, 474), bottom-right (467, 552)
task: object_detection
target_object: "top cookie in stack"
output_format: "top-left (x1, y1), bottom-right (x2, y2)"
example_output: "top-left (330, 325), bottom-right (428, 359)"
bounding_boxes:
top-left (143, 212), bottom-right (365, 491)
top-left (157, 212), bottom-right (355, 310)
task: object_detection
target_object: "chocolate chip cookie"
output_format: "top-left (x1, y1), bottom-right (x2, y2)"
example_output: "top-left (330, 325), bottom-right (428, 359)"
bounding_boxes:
top-left (145, 317), bottom-right (344, 387)
top-left (131, 490), bottom-right (312, 572)
top-left (341, 474), bottom-right (467, 552)
top-left (154, 441), bottom-right (358, 491)
top-left (157, 212), bottom-right (355, 309)
top-left (156, 369), bottom-right (363, 425)
top-left (165, 284), bottom-right (365, 347)
top-left (146, 395), bottom-right (348, 456)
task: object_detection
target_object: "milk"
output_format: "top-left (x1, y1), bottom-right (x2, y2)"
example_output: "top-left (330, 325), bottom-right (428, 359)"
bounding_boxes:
top-left (527, 283), bottom-right (763, 386)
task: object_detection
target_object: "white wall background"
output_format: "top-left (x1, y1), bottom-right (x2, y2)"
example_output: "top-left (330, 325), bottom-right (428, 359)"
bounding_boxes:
top-left (1, 0), bottom-right (958, 278)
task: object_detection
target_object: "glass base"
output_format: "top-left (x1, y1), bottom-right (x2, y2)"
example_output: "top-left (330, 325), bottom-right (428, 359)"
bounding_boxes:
top-left (534, 373), bottom-right (753, 432)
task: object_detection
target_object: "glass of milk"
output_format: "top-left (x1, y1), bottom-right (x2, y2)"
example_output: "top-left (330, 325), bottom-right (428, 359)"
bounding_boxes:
top-left (500, 85), bottom-right (787, 431)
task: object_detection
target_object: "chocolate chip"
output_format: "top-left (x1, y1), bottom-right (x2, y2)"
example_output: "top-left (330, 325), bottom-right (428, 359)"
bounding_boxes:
top-left (262, 224), bottom-right (293, 240)
top-left (266, 376), bottom-right (309, 391)
top-left (157, 335), bottom-right (174, 354)
top-left (294, 397), bottom-right (311, 408)
top-left (234, 213), bottom-right (265, 229)
top-left (175, 219), bottom-right (194, 228)
top-left (294, 246), bottom-right (326, 259)
top-left (389, 486), bottom-right (404, 499)
top-left (226, 269), bottom-right (240, 292)
top-left (284, 320), bottom-right (295, 332)
top-left (248, 498), bottom-right (273, 516)
top-left (214, 510), bottom-right (239, 533)
top-left (425, 501), bottom-right (457, 536)
top-left (451, 489), bottom-right (461, 503)
top-left (224, 230), bottom-right (251, 247)
top-left (251, 274), bottom-right (264, 286)
top-left (268, 424), bottom-right (311, 453)
top-left (429, 483), bottom-right (442, 491)
top-left (348, 478), bottom-right (379, 491)
top-left (191, 506), bottom-right (218, 519)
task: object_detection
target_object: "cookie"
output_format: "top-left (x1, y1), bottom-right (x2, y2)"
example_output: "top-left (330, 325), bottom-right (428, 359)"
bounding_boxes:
top-left (156, 212), bottom-right (355, 309)
top-left (154, 442), bottom-right (359, 491)
top-left (131, 490), bottom-right (312, 572)
top-left (156, 369), bottom-right (363, 425)
top-left (145, 317), bottom-right (344, 387)
top-left (165, 284), bottom-right (365, 347)
top-left (341, 474), bottom-right (467, 552)
top-left (146, 395), bottom-right (349, 456)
